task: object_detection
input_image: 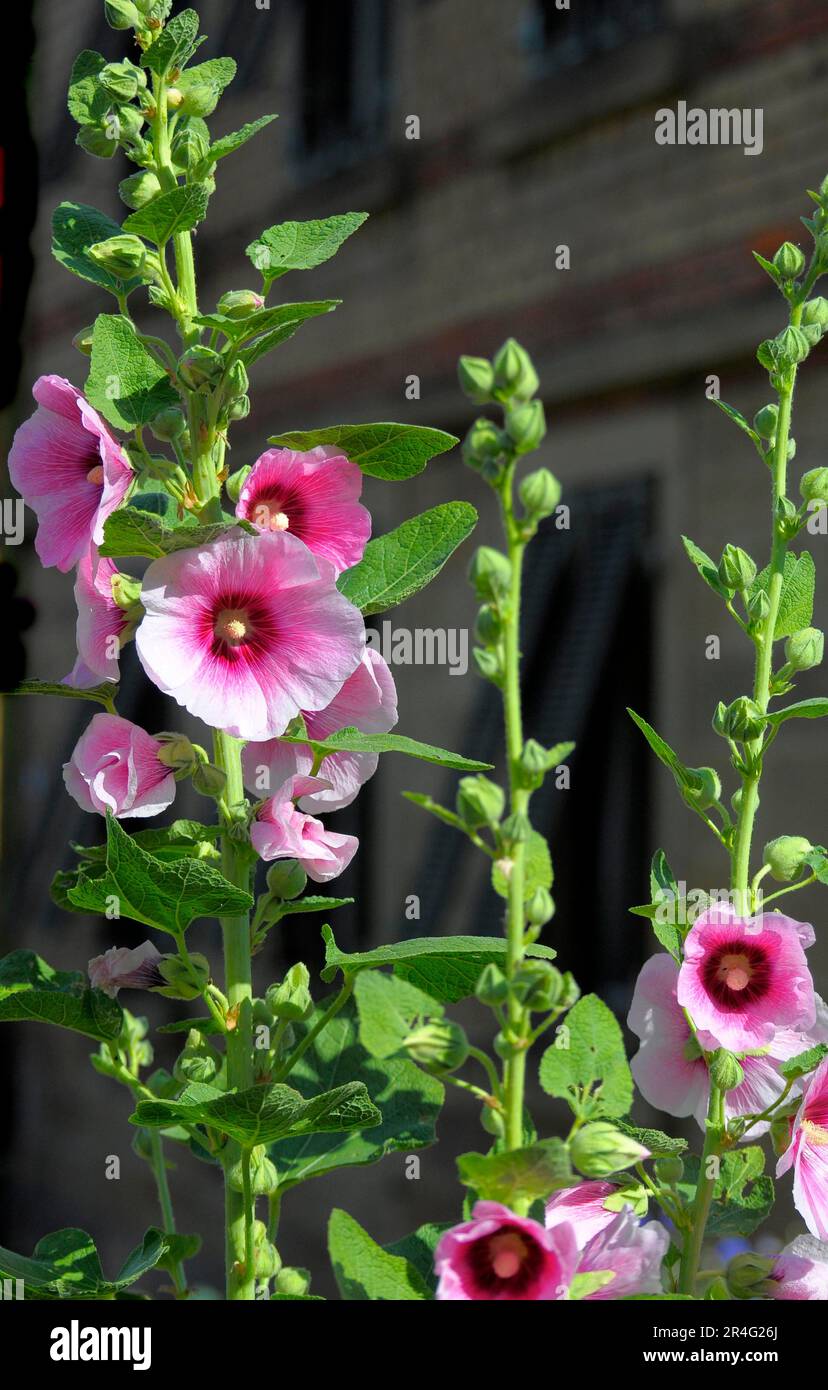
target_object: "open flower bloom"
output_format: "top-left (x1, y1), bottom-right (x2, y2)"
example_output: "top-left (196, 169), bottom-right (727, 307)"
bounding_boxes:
top-left (251, 774), bottom-right (358, 883)
top-left (434, 1201), bottom-right (578, 1301)
top-left (571, 1208), bottom-right (669, 1300)
top-left (545, 1181), bottom-right (627, 1246)
top-left (135, 530), bottom-right (365, 742)
top-left (235, 445), bottom-right (370, 576)
top-left (242, 648), bottom-right (397, 811)
top-left (88, 942), bottom-right (164, 997)
top-left (63, 713), bottom-right (176, 819)
top-left (8, 375), bottom-right (132, 572)
top-left (777, 1055), bottom-right (828, 1239)
top-left (766, 1235), bottom-right (828, 1299)
top-left (63, 547), bottom-right (129, 688)
top-left (676, 905), bottom-right (816, 1052)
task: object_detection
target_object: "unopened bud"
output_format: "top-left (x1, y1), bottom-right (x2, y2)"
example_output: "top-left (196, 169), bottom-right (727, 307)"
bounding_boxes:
top-left (800, 467), bottom-right (828, 504)
top-left (191, 760), bottom-right (227, 798)
top-left (526, 887), bottom-right (555, 927)
top-left (717, 544), bottom-right (756, 593)
top-left (72, 325), bottom-right (96, 357)
top-left (468, 546), bottom-right (511, 601)
top-left (708, 1048), bottom-right (744, 1093)
top-left (763, 835), bottom-right (813, 883)
top-left (77, 125), bottom-right (118, 159)
top-left (266, 963), bottom-right (313, 1022)
top-left (772, 242), bottom-right (806, 279)
top-left (785, 626), bottom-right (824, 672)
top-left (492, 338), bottom-right (539, 402)
top-left (803, 296), bottom-right (828, 329)
top-left (722, 696), bottom-right (766, 742)
top-left (178, 346), bottom-right (225, 391)
top-left (511, 960), bottom-right (562, 1011)
top-left (87, 234), bottom-right (147, 278)
top-left (156, 732), bottom-right (197, 771)
top-left (275, 1266), bottom-right (311, 1297)
top-left (776, 324), bottom-right (811, 365)
top-left (119, 169), bottom-right (161, 210)
top-left (104, 0), bottom-right (143, 28)
top-left (174, 1028), bottom-right (221, 1084)
top-left (475, 604), bottom-right (503, 647)
top-left (265, 860), bottom-right (307, 901)
top-left (218, 290), bottom-right (265, 320)
top-left (571, 1122), bottom-right (650, 1177)
top-left (148, 405), bottom-right (187, 442)
top-left (753, 403), bottom-right (779, 439)
top-left (228, 1145), bottom-right (279, 1198)
top-left (153, 952), bottom-right (210, 1001)
top-left (682, 766), bottom-right (721, 811)
top-left (404, 1020), bottom-right (469, 1074)
top-left (475, 962), bottom-right (509, 1007)
top-left (462, 417), bottom-right (506, 472)
top-left (505, 400), bottom-right (546, 454)
top-left (519, 467), bottom-right (560, 517)
top-left (654, 1155), bottom-right (684, 1185)
top-left (456, 775), bottom-right (504, 828)
top-left (457, 355), bottom-right (495, 404)
top-left (226, 465), bottom-right (252, 505)
top-left (99, 60), bottom-right (144, 102)
top-left (725, 1252), bottom-right (774, 1301)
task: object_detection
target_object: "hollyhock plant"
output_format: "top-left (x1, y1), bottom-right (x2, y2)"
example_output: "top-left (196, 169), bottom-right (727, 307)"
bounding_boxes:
top-left (777, 1055), bottom-right (828, 1240)
top-left (88, 942), bottom-right (164, 998)
top-left (63, 547), bottom-right (133, 688)
top-left (434, 1202), bottom-right (578, 1301)
top-left (242, 648), bottom-right (398, 811)
top-left (235, 445), bottom-right (371, 575)
top-left (135, 530), bottom-right (365, 741)
top-left (8, 375), bottom-right (132, 572)
top-left (251, 774), bottom-right (358, 882)
top-left (63, 713), bottom-right (177, 819)
top-left (676, 905), bottom-right (816, 1052)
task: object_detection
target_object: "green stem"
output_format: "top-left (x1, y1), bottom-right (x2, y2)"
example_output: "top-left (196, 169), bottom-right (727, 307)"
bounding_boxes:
top-left (272, 977), bottom-right (354, 1083)
top-left (148, 1130), bottom-right (187, 1298)
top-left (678, 1081), bottom-right (724, 1295)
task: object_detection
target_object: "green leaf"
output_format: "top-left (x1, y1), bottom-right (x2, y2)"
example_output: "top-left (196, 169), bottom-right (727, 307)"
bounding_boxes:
top-left (678, 1148), bottom-right (773, 1238)
top-left (10, 678), bottom-right (116, 709)
top-left (457, 1140), bottom-right (572, 1205)
top-left (277, 724), bottom-right (491, 773)
top-left (628, 709), bottom-right (689, 785)
top-left (99, 508), bottom-right (251, 559)
top-left (710, 398), bottom-right (760, 444)
top-left (144, 9), bottom-right (201, 76)
top-left (206, 114), bottom-right (278, 162)
top-left (354, 971), bottom-right (442, 1060)
top-left (196, 300), bottom-right (339, 344)
top-left (750, 551), bottom-right (815, 639)
top-left (0, 1227), bottom-right (171, 1300)
top-left (766, 698), bottom-right (828, 726)
top-left (86, 314), bottom-right (179, 431)
top-left (570, 1269), bottom-right (617, 1299)
top-left (270, 1000), bottom-right (443, 1188)
top-left (258, 894), bottom-right (354, 931)
top-left (384, 1223), bottom-right (449, 1293)
top-left (328, 1209), bottom-right (430, 1301)
top-left (267, 423), bottom-right (458, 482)
top-left (67, 51), bottom-right (109, 126)
top-left (338, 502), bottom-right (478, 615)
top-left (648, 849), bottom-right (683, 961)
top-left (66, 812), bottom-right (252, 937)
top-left (74, 819), bottom-right (221, 865)
top-left (492, 830), bottom-right (553, 900)
top-left (176, 57), bottom-right (236, 113)
top-left (539, 994), bottom-right (633, 1119)
top-left (123, 184), bottom-right (209, 244)
top-left (0, 950), bottom-right (123, 1042)
top-left (681, 536), bottom-right (729, 599)
top-left (52, 202), bottom-right (144, 297)
top-left (779, 1043), bottom-right (828, 1080)
top-left (321, 924), bottom-right (555, 1003)
top-left (132, 1078), bottom-right (380, 1146)
top-left (247, 213), bottom-right (368, 286)
top-left (614, 1120), bottom-right (688, 1158)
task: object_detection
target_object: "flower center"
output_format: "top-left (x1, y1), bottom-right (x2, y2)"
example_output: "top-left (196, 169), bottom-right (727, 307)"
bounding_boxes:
top-left (214, 608), bottom-right (250, 645)
top-left (802, 1119), bottom-right (828, 1147)
top-left (701, 937), bottom-right (771, 1008)
top-left (489, 1234), bottom-right (525, 1280)
top-left (86, 464), bottom-right (104, 486)
top-left (253, 502), bottom-right (290, 532)
top-left (716, 952), bottom-right (752, 991)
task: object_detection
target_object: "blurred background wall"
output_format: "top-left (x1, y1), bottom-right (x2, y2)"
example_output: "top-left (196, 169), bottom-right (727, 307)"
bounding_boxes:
top-left (2, 0), bottom-right (828, 1296)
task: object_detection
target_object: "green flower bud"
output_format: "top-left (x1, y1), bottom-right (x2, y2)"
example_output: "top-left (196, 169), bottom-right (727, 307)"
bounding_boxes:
top-left (519, 467), bottom-right (560, 518)
top-left (475, 604), bottom-right (503, 647)
top-left (226, 465), bottom-right (252, 505)
top-left (155, 732), bottom-right (198, 772)
top-left (264, 860), bottom-right (308, 899)
top-left (468, 546), bottom-right (511, 601)
top-left (682, 766), bottom-right (721, 811)
top-left (174, 1029), bottom-right (221, 1085)
top-left (148, 405), bottom-right (186, 442)
top-left (171, 119), bottom-right (211, 171)
top-left (571, 1122), bottom-right (650, 1178)
top-left (404, 1020), bottom-right (469, 1074)
top-left (493, 1029), bottom-right (522, 1060)
top-left (725, 1252), bottom-right (774, 1301)
top-left (275, 1267), bottom-right (311, 1297)
top-left (191, 760), bottom-right (228, 798)
top-left (175, 71), bottom-right (224, 118)
top-left (654, 1155), bottom-right (684, 1185)
top-left (153, 952), bottom-right (211, 1001)
top-left (475, 962), bottom-right (509, 1006)
top-left (776, 493), bottom-right (801, 539)
top-left (557, 972), bottom-right (580, 1011)
top-left (113, 105), bottom-right (145, 142)
top-left (119, 169), bottom-right (161, 210)
top-left (228, 1145), bottom-right (279, 1198)
top-left (708, 1048), bottom-right (744, 1093)
top-left (479, 1101), bottom-right (506, 1137)
top-left (756, 338), bottom-right (780, 371)
top-left (462, 417), bottom-right (506, 471)
top-left (785, 626), bottom-right (824, 672)
top-left (746, 588), bottom-right (771, 628)
top-left (722, 696), bottom-right (766, 742)
top-left (800, 467), bottom-right (828, 504)
top-left (752, 403), bottom-right (779, 439)
top-left (265, 963), bottom-right (313, 1022)
top-left (518, 738), bottom-right (551, 788)
top-left (492, 338), bottom-right (539, 402)
top-left (456, 774), bottom-right (505, 828)
top-left (87, 234), bottom-right (147, 278)
top-left (717, 544), bottom-right (756, 593)
top-left (773, 241), bottom-right (806, 279)
top-left (762, 834), bottom-right (813, 883)
top-left (501, 810), bottom-right (530, 845)
top-left (105, 0), bottom-right (143, 28)
top-left (526, 887), bottom-right (555, 927)
top-left (712, 700), bottom-right (729, 736)
top-left (224, 360), bottom-right (250, 400)
top-left (217, 290), bottom-right (266, 320)
top-left (99, 60), bottom-right (143, 102)
top-left (72, 325), bottom-right (95, 356)
top-left (77, 125), bottom-right (118, 159)
top-left (227, 395), bottom-right (251, 422)
top-left (457, 355), bottom-right (495, 404)
top-left (505, 400), bottom-right (546, 454)
top-left (803, 296), bottom-right (828, 328)
top-left (178, 346), bottom-right (225, 391)
top-left (511, 960), bottom-right (562, 1012)
top-left (473, 648), bottom-right (503, 683)
top-left (776, 324), bottom-right (811, 365)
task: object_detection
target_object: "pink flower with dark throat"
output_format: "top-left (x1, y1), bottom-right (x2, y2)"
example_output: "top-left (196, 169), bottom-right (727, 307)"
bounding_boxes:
top-left (63, 547), bottom-right (131, 688)
top-left (8, 376), bottom-right (132, 572)
top-left (135, 530), bottom-right (365, 741)
top-left (63, 713), bottom-right (176, 818)
top-left (545, 1181), bottom-right (626, 1246)
top-left (251, 774), bottom-right (358, 882)
top-left (235, 446), bottom-right (371, 576)
top-left (242, 648), bottom-right (398, 811)
top-left (677, 905), bottom-right (816, 1052)
top-left (434, 1201), bottom-right (578, 1301)
top-left (88, 942), bottom-right (164, 997)
top-left (777, 1055), bottom-right (828, 1239)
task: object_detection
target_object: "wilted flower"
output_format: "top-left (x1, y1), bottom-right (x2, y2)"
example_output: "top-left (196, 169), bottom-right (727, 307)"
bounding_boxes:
top-left (88, 941), bottom-right (163, 997)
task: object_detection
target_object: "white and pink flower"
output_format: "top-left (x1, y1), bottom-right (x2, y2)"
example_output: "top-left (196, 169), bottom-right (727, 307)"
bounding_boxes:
top-left (251, 774), bottom-right (358, 883)
top-left (777, 1055), bottom-right (828, 1240)
top-left (63, 547), bottom-right (131, 688)
top-left (235, 446), bottom-right (370, 576)
top-left (63, 713), bottom-right (176, 819)
top-left (88, 941), bottom-right (164, 997)
top-left (765, 1235), bottom-right (828, 1300)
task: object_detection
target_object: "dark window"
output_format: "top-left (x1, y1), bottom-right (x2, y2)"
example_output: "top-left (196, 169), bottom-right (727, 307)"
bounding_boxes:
top-left (526, 0), bottom-right (663, 70)
top-left (295, 0), bottom-right (391, 173)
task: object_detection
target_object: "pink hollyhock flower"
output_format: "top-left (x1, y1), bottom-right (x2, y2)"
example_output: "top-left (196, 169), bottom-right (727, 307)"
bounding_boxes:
top-left (676, 905), bottom-right (816, 1052)
top-left (766, 1235), bottom-right (828, 1300)
top-left (88, 942), bottom-right (164, 997)
top-left (777, 1055), bottom-right (828, 1239)
top-left (242, 648), bottom-right (397, 812)
top-left (251, 774), bottom-right (358, 882)
top-left (63, 547), bottom-right (130, 688)
top-left (8, 376), bottom-right (132, 572)
top-left (235, 446), bottom-right (371, 576)
top-left (545, 1181), bottom-right (625, 1246)
top-left (63, 713), bottom-right (176, 819)
top-left (135, 530), bottom-right (365, 742)
top-left (434, 1201), bottom-right (578, 1301)
top-left (572, 1209), bottom-right (669, 1300)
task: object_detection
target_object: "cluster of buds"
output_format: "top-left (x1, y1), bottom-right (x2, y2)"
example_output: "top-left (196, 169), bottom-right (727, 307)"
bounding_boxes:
top-left (459, 339), bottom-right (549, 485)
top-left (156, 732), bottom-right (227, 799)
